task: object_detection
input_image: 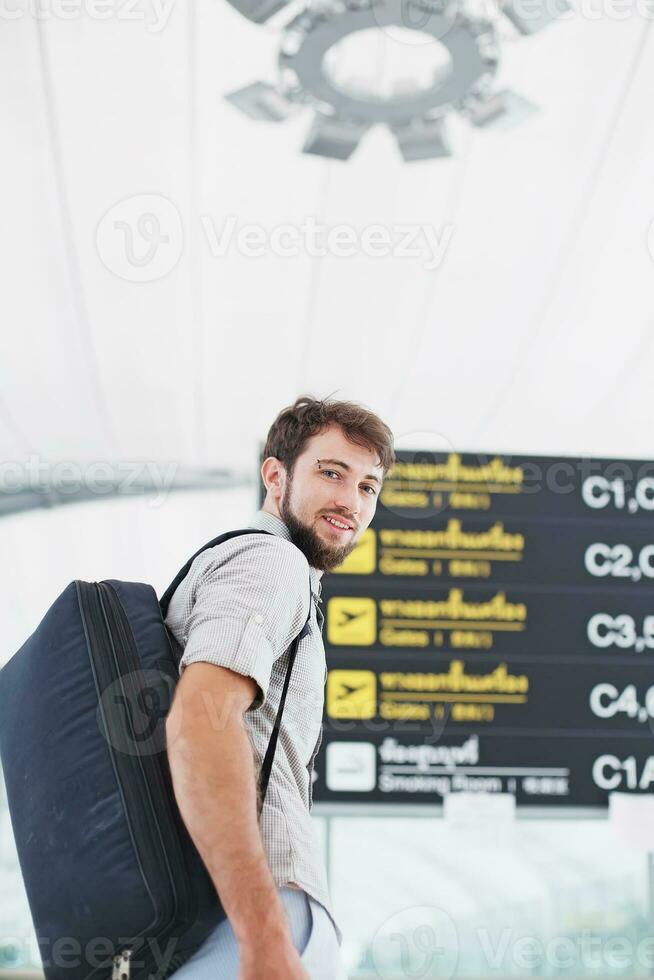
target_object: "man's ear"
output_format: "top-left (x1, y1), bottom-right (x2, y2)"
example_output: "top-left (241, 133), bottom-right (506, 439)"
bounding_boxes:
top-left (261, 456), bottom-right (285, 500)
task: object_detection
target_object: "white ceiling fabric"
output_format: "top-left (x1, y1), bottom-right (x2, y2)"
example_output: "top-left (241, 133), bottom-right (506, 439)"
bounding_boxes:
top-left (2, 2), bottom-right (653, 474)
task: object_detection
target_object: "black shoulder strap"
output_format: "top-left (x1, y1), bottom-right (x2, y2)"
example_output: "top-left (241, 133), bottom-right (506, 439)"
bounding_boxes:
top-left (159, 528), bottom-right (268, 619)
top-left (159, 527), bottom-right (312, 814)
top-left (258, 603), bottom-right (311, 814)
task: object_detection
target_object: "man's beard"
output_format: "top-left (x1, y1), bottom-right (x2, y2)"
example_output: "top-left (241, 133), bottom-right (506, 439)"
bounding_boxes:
top-left (280, 481), bottom-right (358, 573)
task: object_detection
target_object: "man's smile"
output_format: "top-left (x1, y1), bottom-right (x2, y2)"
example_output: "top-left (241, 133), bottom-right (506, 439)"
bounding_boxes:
top-left (320, 514), bottom-right (354, 534)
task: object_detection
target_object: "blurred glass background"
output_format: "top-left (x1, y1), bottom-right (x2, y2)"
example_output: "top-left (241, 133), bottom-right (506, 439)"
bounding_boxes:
top-left (1, 489), bottom-right (652, 977)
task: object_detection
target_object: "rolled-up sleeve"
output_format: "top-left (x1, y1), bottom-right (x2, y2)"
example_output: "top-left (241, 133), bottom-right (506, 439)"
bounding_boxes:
top-left (177, 534), bottom-right (311, 710)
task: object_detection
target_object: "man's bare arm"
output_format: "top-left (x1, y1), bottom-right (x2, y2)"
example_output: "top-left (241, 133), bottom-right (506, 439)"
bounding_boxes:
top-left (165, 663), bottom-right (308, 976)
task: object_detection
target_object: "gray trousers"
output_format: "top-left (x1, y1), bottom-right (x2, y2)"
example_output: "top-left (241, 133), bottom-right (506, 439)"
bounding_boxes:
top-left (169, 887), bottom-right (348, 980)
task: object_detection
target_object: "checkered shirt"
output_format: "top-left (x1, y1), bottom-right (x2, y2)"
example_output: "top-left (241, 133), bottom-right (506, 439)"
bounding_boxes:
top-left (164, 510), bottom-right (341, 943)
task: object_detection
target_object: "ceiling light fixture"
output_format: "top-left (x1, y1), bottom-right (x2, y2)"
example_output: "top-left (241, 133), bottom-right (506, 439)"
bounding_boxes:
top-left (224, 0), bottom-right (568, 161)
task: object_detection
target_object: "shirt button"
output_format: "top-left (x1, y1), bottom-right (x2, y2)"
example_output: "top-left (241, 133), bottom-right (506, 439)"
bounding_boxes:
top-left (253, 614), bottom-right (263, 624)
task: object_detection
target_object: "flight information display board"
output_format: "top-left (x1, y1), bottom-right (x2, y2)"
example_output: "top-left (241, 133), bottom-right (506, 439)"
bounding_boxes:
top-left (314, 450), bottom-right (654, 808)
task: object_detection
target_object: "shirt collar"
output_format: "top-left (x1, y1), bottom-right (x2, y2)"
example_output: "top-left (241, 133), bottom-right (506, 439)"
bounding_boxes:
top-left (249, 509), bottom-right (322, 602)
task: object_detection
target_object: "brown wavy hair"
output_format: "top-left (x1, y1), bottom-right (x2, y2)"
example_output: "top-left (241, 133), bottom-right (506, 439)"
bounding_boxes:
top-left (263, 394), bottom-right (395, 481)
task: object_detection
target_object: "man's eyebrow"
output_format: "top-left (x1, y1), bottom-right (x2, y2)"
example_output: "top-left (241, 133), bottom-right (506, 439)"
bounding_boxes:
top-left (316, 458), bottom-right (382, 485)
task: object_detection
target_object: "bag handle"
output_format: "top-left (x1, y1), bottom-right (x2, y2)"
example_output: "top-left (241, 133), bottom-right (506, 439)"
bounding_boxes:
top-left (159, 527), bottom-right (313, 811)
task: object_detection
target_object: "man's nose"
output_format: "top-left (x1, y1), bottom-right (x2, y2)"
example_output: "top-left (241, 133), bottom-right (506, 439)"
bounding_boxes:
top-left (332, 483), bottom-right (359, 518)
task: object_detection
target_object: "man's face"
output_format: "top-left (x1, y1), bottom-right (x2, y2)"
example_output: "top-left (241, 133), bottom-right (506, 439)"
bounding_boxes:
top-left (276, 425), bottom-right (384, 572)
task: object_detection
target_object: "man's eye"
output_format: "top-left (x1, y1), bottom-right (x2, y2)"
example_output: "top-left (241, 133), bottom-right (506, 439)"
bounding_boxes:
top-left (321, 469), bottom-right (376, 495)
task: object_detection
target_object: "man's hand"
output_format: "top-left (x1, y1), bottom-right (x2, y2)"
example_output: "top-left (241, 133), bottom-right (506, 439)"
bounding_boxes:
top-left (239, 936), bottom-right (310, 979)
top-left (166, 663), bottom-right (302, 969)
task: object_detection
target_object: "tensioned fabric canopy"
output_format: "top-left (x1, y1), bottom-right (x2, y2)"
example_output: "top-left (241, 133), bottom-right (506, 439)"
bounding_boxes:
top-left (2, 5), bottom-right (653, 488)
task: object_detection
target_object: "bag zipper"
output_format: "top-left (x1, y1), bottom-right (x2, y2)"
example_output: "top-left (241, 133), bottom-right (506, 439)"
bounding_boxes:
top-left (112, 950), bottom-right (132, 980)
top-left (99, 582), bottom-right (195, 926)
top-left (77, 581), bottom-right (195, 978)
